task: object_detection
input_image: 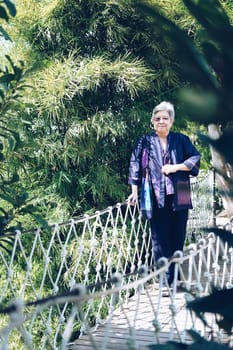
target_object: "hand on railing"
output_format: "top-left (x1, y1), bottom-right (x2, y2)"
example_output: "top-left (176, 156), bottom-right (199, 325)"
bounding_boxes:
top-left (127, 193), bottom-right (138, 206)
top-left (127, 185), bottom-right (138, 205)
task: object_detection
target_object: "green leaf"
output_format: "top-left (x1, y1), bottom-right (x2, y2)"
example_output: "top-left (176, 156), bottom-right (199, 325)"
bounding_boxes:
top-left (0, 193), bottom-right (15, 206)
top-left (18, 192), bottom-right (29, 204)
top-left (134, 1), bottom-right (217, 90)
top-left (183, 0), bottom-right (232, 43)
top-left (0, 242), bottom-right (13, 255)
top-left (148, 344), bottom-right (186, 350)
top-left (16, 84), bottom-right (31, 91)
top-left (178, 88), bottom-right (219, 124)
top-left (4, 56), bottom-right (23, 81)
top-left (11, 173), bottom-right (19, 183)
top-left (5, 55), bottom-right (14, 68)
top-left (4, 0), bottom-right (16, 17)
top-left (0, 6), bottom-right (9, 22)
top-left (8, 130), bottom-right (20, 149)
top-left (19, 204), bottom-right (35, 214)
top-left (2, 173), bottom-right (19, 185)
top-left (14, 66), bottom-right (23, 80)
top-left (29, 213), bottom-right (50, 230)
top-left (7, 135), bottom-right (16, 152)
top-left (202, 42), bottom-right (222, 70)
top-left (187, 329), bottom-right (230, 349)
top-left (183, 0), bottom-right (233, 90)
top-left (204, 228), bottom-right (233, 248)
top-left (0, 26), bottom-right (11, 40)
top-left (0, 73), bottom-right (15, 84)
top-left (187, 288), bottom-right (233, 324)
top-left (2, 192), bottom-right (29, 208)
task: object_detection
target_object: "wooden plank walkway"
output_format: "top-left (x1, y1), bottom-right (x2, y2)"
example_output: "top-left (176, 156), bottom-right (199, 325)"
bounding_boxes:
top-left (68, 284), bottom-right (209, 349)
top-left (69, 215), bottom-right (230, 349)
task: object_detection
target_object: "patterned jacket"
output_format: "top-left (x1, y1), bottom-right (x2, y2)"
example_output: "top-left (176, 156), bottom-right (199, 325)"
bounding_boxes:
top-left (128, 131), bottom-right (201, 211)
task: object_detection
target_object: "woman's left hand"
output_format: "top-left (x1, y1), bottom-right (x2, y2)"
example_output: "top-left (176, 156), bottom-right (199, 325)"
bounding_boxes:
top-left (161, 164), bottom-right (178, 175)
top-left (162, 163), bottom-right (189, 175)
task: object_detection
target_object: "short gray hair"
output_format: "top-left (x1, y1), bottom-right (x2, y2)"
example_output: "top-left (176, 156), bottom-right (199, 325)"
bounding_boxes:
top-left (151, 101), bottom-right (175, 123)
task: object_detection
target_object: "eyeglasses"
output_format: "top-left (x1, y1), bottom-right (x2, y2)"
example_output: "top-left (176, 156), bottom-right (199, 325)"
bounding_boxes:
top-left (153, 116), bottom-right (170, 122)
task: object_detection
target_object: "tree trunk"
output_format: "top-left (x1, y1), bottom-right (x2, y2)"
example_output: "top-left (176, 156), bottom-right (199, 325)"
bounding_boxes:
top-left (208, 124), bottom-right (233, 218)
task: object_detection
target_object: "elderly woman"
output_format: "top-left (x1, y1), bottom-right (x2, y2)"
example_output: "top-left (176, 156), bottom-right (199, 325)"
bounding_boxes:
top-left (128, 101), bottom-right (201, 286)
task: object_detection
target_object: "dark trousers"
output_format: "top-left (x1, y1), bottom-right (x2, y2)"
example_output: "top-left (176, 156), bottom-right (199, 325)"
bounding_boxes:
top-left (150, 195), bottom-right (188, 285)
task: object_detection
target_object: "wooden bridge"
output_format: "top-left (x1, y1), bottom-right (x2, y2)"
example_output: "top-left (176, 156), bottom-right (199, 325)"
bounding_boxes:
top-left (69, 213), bottom-right (231, 350)
top-left (0, 172), bottom-right (232, 349)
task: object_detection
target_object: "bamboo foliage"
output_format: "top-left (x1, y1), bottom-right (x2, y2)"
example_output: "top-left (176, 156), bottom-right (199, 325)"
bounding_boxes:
top-left (3, 0), bottom-right (224, 221)
top-left (28, 53), bottom-right (154, 120)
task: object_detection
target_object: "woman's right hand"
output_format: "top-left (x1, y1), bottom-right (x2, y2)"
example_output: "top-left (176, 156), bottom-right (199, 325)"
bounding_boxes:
top-left (127, 185), bottom-right (138, 205)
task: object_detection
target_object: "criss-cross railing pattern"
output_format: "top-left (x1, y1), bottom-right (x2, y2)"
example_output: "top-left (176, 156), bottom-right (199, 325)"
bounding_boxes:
top-left (0, 171), bottom-right (223, 350)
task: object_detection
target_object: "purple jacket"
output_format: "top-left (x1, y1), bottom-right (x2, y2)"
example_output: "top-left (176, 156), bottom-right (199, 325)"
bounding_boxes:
top-left (128, 131), bottom-right (201, 211)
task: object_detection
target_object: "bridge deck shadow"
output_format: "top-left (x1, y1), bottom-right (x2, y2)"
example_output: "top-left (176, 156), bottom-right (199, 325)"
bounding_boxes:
top-left (69, 289), bottom-right (188, 349)
top-left (69, 260), bottom-right (218, 349)
top-left (69, 223), bottom-right (232, 350)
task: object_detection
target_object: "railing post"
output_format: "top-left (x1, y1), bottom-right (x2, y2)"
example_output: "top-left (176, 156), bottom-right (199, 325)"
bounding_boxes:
top-left (212, 167), bottom-right (217, 227)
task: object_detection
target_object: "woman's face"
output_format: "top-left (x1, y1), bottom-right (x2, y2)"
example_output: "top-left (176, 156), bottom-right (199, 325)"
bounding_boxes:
top-left (152, 110), bottom-right (173, 137)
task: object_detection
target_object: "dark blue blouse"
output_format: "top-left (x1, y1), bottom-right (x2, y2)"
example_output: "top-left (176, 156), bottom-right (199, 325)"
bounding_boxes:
top-left (128, 131), bottom-right (201, 211)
